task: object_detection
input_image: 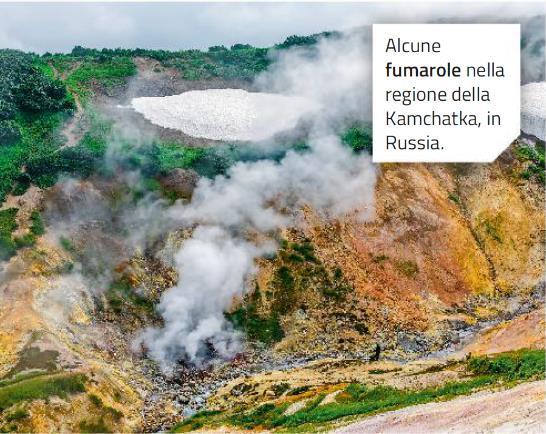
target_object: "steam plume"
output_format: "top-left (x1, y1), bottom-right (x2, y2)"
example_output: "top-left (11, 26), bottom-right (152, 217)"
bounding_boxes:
top-left (139, 31), bottom-right (377, 370)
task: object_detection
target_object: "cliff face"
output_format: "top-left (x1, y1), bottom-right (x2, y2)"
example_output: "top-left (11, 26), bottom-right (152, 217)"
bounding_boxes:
top-left (250, 147), bottom-right (544, 358)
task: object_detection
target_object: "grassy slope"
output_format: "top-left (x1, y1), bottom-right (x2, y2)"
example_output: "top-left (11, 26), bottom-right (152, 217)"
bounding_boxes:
top-left (172, 349), bottom-right (545, 432)
top-left (0, 372), bottom-right (86, 411)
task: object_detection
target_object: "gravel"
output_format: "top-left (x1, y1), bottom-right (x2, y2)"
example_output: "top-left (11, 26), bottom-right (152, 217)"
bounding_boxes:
top-left (131, 88), bottom-right (320, 141)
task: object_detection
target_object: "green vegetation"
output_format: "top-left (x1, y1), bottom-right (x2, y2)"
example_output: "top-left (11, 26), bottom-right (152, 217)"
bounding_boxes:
top-left (152, 143), bottom-right (205, 174)
top-left (4, 407), bottom-right (29, 422)
top-left (226, 286), bottom-right (284, 345)
top-left (14, 233), bottom-right (36, 249)
top-left (0, 373), bottom-right (86, 411)
top-left (287, 385), bottom-right (311, 396)
top-left (227, 238), bottom-right (356, 346)
top-left (480, 215), bottom-right (503, 243)
top-left (1, 38), bottom-right (374, 208)
top-left (0, 208), bottom-right (18, 260)
top-left (30, 210), bottom-right (45, 236)
top-left (88, 393), bottom-right (103, 407)
top-left (45, 30), bottom-right (336, 87)
top-left (78, 419), bottom-right (111, 433)
top-left (371, 253), bottom-right (389, 263)
top-left (78, 109), bottom-right (113, 157)
top-left (394, 260), bottom-right (419, 278)
top-left (342, 125), bottom-right (372, 153)
top-left (175, 349), bottom-right (544, 431)
top-left (59, 236), bottom-right (76, 253)
top-left (275, 32), bottom-right (340, 50)
top-left (229, 403), bottom-right (290, 430)
top-left (516, 140), bottom-right (545, 183)
top-left (0, 50), bottom-right (73, 202)
top-left (273, 239), bottom-right (353, 311)
top-left (272, 382), bottom-right (291, 397)
top-left (448, 192), bottom-right (461, 204)
top-left (84, 393), bottom-right (123, 429)
top-left (66, 56), bottom-right (136, 99)
top-left (468, 349), bottom-right (545, 380)
top-left (105, 279), bottom-right (155, 320)
top-left (170, 410), bottom-right (223, 433)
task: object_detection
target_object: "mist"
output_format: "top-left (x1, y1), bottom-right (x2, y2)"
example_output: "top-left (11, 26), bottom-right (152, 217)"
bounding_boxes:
top-left (135, 32), bottom-right (376, 370)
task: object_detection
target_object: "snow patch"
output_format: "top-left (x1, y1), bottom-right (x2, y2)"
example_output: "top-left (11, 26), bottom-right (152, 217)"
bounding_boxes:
top-left (131, 88), bottom-right (320, 141)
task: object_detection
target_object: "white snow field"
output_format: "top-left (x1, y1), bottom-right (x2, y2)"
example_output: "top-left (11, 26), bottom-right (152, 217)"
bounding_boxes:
top-left (131, 88), bottom-right (321, 141)
top-left (521, 82), bottom-right (546, 140)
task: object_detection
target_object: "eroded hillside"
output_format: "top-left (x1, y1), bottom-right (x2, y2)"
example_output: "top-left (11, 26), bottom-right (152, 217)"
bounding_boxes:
top-left (0, 38), bottom-right (544, 433)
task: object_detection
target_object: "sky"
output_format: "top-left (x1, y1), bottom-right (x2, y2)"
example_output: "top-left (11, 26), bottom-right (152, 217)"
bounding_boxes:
top-left (0, 2), bottom-right (544, 53)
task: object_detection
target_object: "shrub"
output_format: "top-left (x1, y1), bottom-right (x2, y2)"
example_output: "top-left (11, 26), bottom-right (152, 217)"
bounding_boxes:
top-left (342, 126), bottom-right (372, 153)
top-left (14, 233), bottom-right (36, 248)
top-left (30, 210), bottom-right (45, 236)
top-left (0, 120), bottom-right (21, 146)
top-left (467, 349), bottom-right (545, 380)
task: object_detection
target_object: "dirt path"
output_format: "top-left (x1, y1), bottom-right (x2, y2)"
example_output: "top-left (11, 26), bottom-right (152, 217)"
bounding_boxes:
top-left (333, 381), bottom-right (545, 433)
top-left (50, 62), bottom-right (84, 149)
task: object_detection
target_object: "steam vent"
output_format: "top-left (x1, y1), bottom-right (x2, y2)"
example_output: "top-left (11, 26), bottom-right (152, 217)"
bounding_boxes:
top-left (521, 81), bottom-right (546, 140)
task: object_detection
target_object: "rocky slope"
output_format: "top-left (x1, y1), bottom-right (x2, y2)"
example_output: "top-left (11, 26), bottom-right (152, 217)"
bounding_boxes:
top-left (0, 53), bottom-right (544, 432)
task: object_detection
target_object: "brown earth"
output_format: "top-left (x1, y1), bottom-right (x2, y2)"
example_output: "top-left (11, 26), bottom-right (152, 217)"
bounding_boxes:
top-left (251, 146), bottom-right (544, 358)
top-left (333, 380), bottom-right (545, 434)
top-left (459, 308), bottom-right (545, 356)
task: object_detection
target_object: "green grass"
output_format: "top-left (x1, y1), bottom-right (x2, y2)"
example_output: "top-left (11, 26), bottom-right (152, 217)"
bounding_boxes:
top-left (287, 386), bottom-right (311, 396)
top-left (4, 407), bottom-right (29, 422)
top-left (88, 393), bottom-right (103, 407)
top-left (516, 140), bottom-right (545, 184)
top-left (0, 373), bottom-right (86, 411)
top-left (78, 109), bottom-right (113, 157)
top-left (226, 286), bottom-right (284, 345)
top-left (448, 192), bottom-right (461, 204)
top-left (0, 208), bottom-right (18, 260)
top-left (59, 236), bottom-right (76, 253)
top-left (66, 57), bottom-right (136, 102)
top-left (154, 143), bottom-right (205, 174)
top-left (227, 238), bottom-right (357, 346)
top-left (467, 349), bottom-right (545, 380)
top-left (173, 349), bottom-right (544, 432)
top-left (171, 410), bottom-right (223, 433)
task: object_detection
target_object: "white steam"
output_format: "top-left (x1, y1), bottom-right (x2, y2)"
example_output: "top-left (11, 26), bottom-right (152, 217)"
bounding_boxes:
top-left (139, 31), bottom-right (377, 370)
top-left (256, 31), bottom-right (371, 122)
top-left (139, 226), bottom-right (265, 363)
